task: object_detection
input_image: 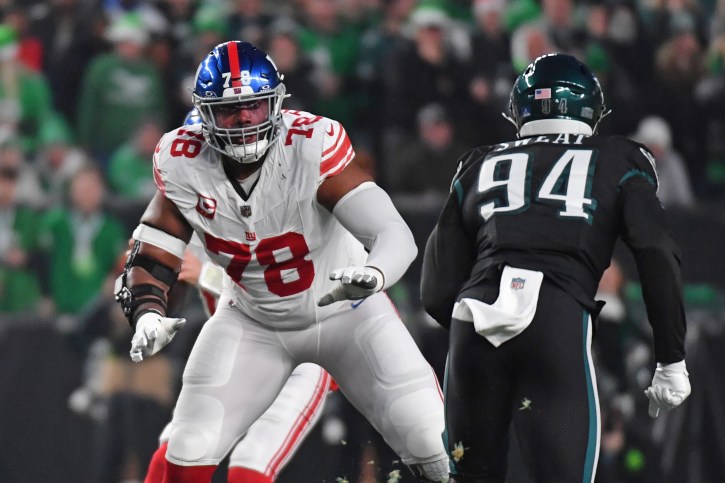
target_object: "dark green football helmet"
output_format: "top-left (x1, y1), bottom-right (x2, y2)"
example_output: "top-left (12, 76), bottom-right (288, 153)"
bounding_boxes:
top-left (507, 53), bottom-right (609, 135)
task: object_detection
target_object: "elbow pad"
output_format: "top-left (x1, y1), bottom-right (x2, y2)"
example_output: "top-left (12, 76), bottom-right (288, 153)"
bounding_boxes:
top-left (332, 182), bottom-right (417, 289)
top-left (115, 232), bottom-right (182, 327)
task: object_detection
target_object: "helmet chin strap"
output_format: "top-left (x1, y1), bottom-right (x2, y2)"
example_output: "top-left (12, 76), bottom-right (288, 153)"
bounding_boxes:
top-left (225, 139), bottom-right (270, 163)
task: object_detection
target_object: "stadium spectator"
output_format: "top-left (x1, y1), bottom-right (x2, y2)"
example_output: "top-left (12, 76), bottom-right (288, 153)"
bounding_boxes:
top-left (652, 15), bottom-right (708, 189)
top-left (382, 4), bottom-right (470, 170)
top-left (38, 167), bottom-right (127, 315)
top-left (263, 17), bottom-right (317, 113)
top-left (2, 6), bottom-right (43, 72)
top-left (0, 23), bottom-right (55, 154)
top-left (510, 0), bottom-right (585, 72)
top-left (632, 115), bottom-right (696, 209)
top-left (0, 139), bottom-right (44, 209)
top-left (31, 0), bottom-right (106, 125)
top-left (0, 165), bottom-right (42, 314)
top-left (465, 0), bottom-right (515, 147)
top-left (355, 0), bottom-right (417, 157)
top-left (107, 118), bottom-right (165, 203)
top-left (76, 12), bottom-right (167, 170)
top-left (297, 0), bottom-right (363, 131)
top-left (228, 0), bottom-right (275, 46)
top-left (33, 113), bottom-right (91, 209)
top-left (387, 102), bottom-right (468, 204)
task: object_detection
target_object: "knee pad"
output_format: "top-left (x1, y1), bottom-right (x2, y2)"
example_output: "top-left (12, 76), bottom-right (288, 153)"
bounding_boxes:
top-left (166, 395), bottom-right (225, 464)
top-left (389, 387), bottom-right (446, 460)
top-left (158, 421), bottom-right (172, 445)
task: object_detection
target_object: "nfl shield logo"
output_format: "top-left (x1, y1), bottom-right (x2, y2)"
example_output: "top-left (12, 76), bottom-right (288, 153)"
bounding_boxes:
top-left (240, 205), bottom-right (252, 217)
top-left (511, 277), bottom-right (526, 290)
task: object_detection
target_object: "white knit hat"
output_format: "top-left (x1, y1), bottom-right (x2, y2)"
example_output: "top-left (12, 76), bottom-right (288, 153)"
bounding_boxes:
top-left (633, 116), bottom-right (672, 149)
top-left (106, 13), bottom-right (149, 46)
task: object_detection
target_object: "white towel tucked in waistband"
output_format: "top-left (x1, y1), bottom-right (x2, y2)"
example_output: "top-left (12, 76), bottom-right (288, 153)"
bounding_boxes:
top-left (452, 266), bottom-right (544, 347)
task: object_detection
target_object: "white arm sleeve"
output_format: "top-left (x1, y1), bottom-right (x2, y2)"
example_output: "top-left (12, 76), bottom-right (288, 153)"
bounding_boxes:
top-left (332, 181), bottom-right (417, 290)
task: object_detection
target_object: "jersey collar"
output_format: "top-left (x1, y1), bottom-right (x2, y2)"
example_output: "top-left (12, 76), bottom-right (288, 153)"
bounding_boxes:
top-left (519, 119), bottom-right (593, 138)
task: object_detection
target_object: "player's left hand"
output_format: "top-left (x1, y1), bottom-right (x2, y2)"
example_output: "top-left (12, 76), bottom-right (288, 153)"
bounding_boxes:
top-left (317, 266), bottom-right (384, 306)
top-left (644, 360), bottom-right (690, 418)
top-left (130, 312), bottom-right (186, 363)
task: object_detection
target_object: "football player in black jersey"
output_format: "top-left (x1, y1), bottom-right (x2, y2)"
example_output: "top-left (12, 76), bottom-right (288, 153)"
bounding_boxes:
top-left (421, 53), bottom-right (691, 483)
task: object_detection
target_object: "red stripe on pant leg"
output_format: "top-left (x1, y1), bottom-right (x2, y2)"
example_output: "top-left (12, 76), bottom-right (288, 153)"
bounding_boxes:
top-left (144, 442), bottom-right (168, 483)
top-left (227, 467), bottom-right (273, 483)
top-left (384, 292), bottom-right (402, 319)
top-left (431, 365), bottom-right (444, 401)
top-left (162, 462), bottom-right (216, 483)
top-left (265, 371), bottom-right (331, 478)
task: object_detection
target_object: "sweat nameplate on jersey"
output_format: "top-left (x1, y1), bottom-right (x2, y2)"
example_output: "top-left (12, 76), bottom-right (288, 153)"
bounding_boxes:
top-left (493, 134), bottom-right (587, 152)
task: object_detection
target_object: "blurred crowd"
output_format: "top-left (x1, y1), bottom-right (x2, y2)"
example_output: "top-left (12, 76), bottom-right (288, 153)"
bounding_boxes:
top-left (1, 0), bottom-right (724, 482)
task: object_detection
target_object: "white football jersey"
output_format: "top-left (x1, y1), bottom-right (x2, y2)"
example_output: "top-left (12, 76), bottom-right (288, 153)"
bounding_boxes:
top-left (153, 110), bottom-right (366, 328)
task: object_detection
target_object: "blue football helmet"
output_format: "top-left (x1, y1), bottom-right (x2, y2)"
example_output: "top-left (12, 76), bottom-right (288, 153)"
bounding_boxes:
top-left (183, 107), bottom-right (202, 126)
top-left (192, 41), bottom-right (287, 163)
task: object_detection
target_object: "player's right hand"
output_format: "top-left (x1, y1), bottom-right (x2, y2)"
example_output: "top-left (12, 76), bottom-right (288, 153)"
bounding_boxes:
top-left (130, 312), bottom-right (186, 362)
top-left (317, 266), bottom-right (384, 306)
top-left (644, 360), bottom-right (690, 417)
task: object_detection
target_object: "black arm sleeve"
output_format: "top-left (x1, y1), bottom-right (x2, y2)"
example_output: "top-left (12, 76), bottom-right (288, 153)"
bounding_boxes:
top-left (620, 178), bottom-right (686, 362)
top-left (421, 193), bottom-right (475, 328)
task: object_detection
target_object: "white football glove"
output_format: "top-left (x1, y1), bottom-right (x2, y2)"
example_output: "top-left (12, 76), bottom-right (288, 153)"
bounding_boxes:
top-left (317, 266), bottom-right (384, 307)
top-left (129, 312), bottom-right (186, 363)
top-left (644, 360), bottom-right (691, 418)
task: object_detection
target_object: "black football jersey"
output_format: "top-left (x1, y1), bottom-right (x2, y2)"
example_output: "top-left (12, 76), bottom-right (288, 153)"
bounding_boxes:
top-left (422, 133), bottom-right (686, 362)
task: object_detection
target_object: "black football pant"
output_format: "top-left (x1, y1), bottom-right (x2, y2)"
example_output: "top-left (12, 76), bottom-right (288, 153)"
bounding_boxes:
top-left (445, 280), bottom-right (600, 483)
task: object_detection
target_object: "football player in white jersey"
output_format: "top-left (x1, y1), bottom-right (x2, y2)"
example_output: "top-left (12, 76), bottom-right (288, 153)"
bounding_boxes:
top-left (145, 233), bottom-right (334, 483)
top-left (115, 41), bottom-right (448, 482)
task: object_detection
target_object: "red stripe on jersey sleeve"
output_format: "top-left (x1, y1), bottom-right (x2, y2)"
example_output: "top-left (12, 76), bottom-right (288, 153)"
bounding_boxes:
top-left (323, 148), bottom-right (355, 178)
top-left (320, 134), bottom-right (353, 177)
top-left (152, 153), bottom-right (166, 195)
top-left (322, 124), bottom-right (343, 157)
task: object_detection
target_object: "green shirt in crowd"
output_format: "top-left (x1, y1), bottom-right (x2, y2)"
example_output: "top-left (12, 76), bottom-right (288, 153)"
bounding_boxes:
top-left (107, 143), bottom-right (155, 200)
top-left (76, 53), bottom-right (166, 159)
top-left (0, 67), bottom-right (54, 154)
top-left (0, 206), bottom-right (42, 313)
top-left (39, 208), bottom-right (126, 315)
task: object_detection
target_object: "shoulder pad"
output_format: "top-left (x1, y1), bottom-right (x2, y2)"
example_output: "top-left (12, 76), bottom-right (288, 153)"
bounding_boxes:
top-left (450, 146), bottom-right (490, 188)
top-left (153, 126), bottom-right (207, 194)
top-left (612, 137), bottom-right (659, 191)
top-left (281, 110), bottom-right (355, 180)
top-left (319, 118), bottom-right (354, 179)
